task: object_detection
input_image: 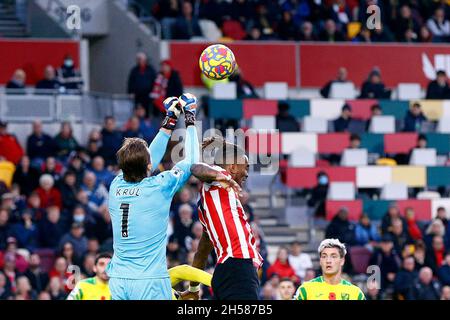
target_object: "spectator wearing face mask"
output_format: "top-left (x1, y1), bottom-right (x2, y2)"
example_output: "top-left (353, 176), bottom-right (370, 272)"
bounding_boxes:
top-left (307, 171), bottom-right (329, 217)
top-left (57, 54), bottom-right (83, 93)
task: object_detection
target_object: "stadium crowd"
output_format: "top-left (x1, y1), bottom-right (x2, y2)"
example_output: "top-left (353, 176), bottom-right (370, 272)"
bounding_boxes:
top-left (149, 0), bottom-right (450, 42)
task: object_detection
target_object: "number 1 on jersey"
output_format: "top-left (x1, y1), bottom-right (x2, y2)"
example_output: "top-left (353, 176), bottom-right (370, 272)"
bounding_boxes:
top-left (120, 203), bottom-right (130, 238)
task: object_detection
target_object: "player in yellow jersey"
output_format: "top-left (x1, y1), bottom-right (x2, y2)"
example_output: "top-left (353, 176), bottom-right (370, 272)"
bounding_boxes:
top-left (294, 239), bottom-right (365, 300)
top-left (67, 252), bottom-right (112, 300)
top-left (169, 264), bottom-right (212, 300)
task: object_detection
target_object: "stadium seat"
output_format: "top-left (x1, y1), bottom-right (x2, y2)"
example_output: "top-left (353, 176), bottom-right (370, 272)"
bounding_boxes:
top-left (243, 99), bottom-right (278, 119)
top-left (318, 133), bottom-right (350, 154)
top-left (356, 166), bottom-right (392, 188)
top-left (251, 116), bottom-right (276, 130)
top-left (325, 200), bottom-right (363, 221)
top-left (329, 83), bottom-right (356, 99)
top-left (363, 200), bottom-right (391, 220)
top-left (285, 167), bottom-right (356, 188)
top-left (416, 100), bottom-right (444, 121)
top-left (286, 100), bottom-right (310, 118)
top-left (380, 183), bottom-right (408, 200)
top-left (209, 99), bottom-right (243, 119)
top-left (212, 82), bottom-right (237, 99)
top-left (310, 99), bottom-right (344, 120)
top-left (221, 20), bottom-right (247, 40)
top-left (379, 100), bottom-right (409, 119)
top-left (281, 132), bottom-right (318, 154)
top-left (397, 83), bottom-right (422, 100)
top-left (392, 166), bottom-right (426, 187)
top-left (198, 19), bottom-right (223, 42)
top-left (246, 131), bottom-right (281, 155)
top-left (437, 118), bottom-right (450, 133)
top-left (431, 198), bottom-right (450, 218)
top-left (264, 82), bottom-right (288, 100)
top-left (426, 133), bottom-right (450, 154)
top-left (289, 148), bottom-right (316, 167)
top-left (327, 182), bottom-right (356, 200)
top-left (409, 148), bottom-right (437, 166)
top-left (427, 166), bottom-right (450, 187)
top-left (349, 246), bottom-right (372, 274)
top-left (369, 115), bottom-right (396, 133)
top-left (360, 133), bottom-right (384, 154)
top-left (303, 116), bottom-right (328, 133)
top-left (396, 199), bottom-right (432, 221)
top-left (340, 148), bottom-right (368, 167)
top-left (346, 99), bottom-right (377, 120)
top-left (384, 133), bottom-right (418, 154)
top-left (417, 191), bottom-right (441, 199)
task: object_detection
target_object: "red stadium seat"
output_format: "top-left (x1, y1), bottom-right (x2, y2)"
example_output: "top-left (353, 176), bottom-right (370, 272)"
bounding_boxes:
top-left (246, 131), bottom-right (281, 155)
top-left (318, 133), bottom-right (350, 154)
top-left (285, 167), bottom-right (356, 188)
top-left (384, 133), bottom-right (418, 154)
top-left (349, 246), bottom-right (372, 274)
top-left (396, 199), bottom-right (432, 221)
top-left (243, 99), bottom-right (278, 119)
top-left (221, 20), bottom-right (247, 40)
top-left (346, 99), bottom-right (378, 120)
top-left (326, 200), bottom-right (363, 221)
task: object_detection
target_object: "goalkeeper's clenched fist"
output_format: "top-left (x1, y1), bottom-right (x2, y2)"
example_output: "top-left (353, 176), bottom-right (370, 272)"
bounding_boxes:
top-left (179, 93), bottom-right (197, 127)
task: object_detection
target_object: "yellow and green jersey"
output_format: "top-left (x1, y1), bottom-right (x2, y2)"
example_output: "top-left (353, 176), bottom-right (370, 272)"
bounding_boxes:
top-left (67, 277), bottom-right (111, 300)
top-left (168, 264), bottom-right (212, 300)
top-left (294, 276), bottom-right (365, 300)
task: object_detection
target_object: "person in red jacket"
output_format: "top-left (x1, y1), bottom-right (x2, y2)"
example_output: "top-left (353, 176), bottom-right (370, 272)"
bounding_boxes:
top-left (34, 174), bottom-right (62, 210)
top-left (405, 207), bottom-right (423, 241)
top-left (0, 121), bottom-right (24, 165)
top-left (267, 247), bottom-right (300, 284)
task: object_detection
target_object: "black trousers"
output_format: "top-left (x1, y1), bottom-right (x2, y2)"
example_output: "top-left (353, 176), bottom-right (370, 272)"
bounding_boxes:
top-left (212, 258), bottom-right (260, 300)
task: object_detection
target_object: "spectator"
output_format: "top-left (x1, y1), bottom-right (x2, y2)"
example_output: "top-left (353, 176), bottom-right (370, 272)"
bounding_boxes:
top-left (394, 4), bottom-right (421, 42)
top-left (426, 70), bottom-right (450, 99)
top-left (245, 26), bottom-right (264, 40)
top-left (41, 157), bottom-right (63, 183)
top-left (277, 11), bottom-right (298, 40)
top-left (276, 278), bottom-right (296, 300)
top-left (369, 235), bottom-right (402, 290)
top-left (58, 171), bottom-right (79, 212)
top-left (60, 241), bottom-right (80, 267)
top-left (307, 171), bottom-right (329, 217)
top-left (252, 3), bottom-right (275, 39)
top-left (229, 67), bottom-right (259, 99)
top-left (0, 121), bottom-right (24, 165)
top-left (35, 174), bottom-right (62, 210)
top-left (172, 187), bottom-right (198, 222)
top-left (413, 240), bottom-right (427, 271)
top-left (239, 190), bottom-right (254, 222)
top-left (424, 219), bottom-right (446, 249)
top-left (86, 237), bottom-right (100, 256)
top-left (58, 223), bottom-right (88, 258)
top-left (405, 207), bottom-right (423, 241)
top-left (90, 156), bottom-right (114, 190)
top-left (173, 204), bottom-right (194, 251)
top-left (81, 253), bottom-right (96, 278)
top-left (411, 267), bottom-right (441, 300)
top-left (0, 272), bottom-right (12, 300)
top-left (288, 241), bottom-right (313, 280)
top-left (150, 59), bottom-right (184, 117)
top-left (319, 19), bottom-right (345, 42)
top-left (125, 104), bottom-right (158, 143)
top-left (80, 171), bottom-right (108, 213)
top-left (47, 276), bottom-right (66, 300)
top-left (0, 209), bottom-right (12, 250)
top-left (37, 206), bottom-right (65, 249)
top-left (123, 116), bottom-right (147, 141)
top-left (6, 69), bottom-right (26, 93)
top-left (442, 285), bottom-right (450, 300)
top-left (54, 122), bottom-right (79, 160)
top-left (418, 25), bottom-right (433, 42)
top-left (302, 268), bottom-right (316, 283)
top-left (173, 1), bottom-right (203, 39)
top-left (320, 67), bottom-right (349, 98)
top-left (389, 217), bottom-right (413, 254)
top-left (354, 214), bottom-right (381, 247)
top-left (275, 102), bottom-right (300, 133)
top-left (435, 207), bottom-right (448, 229)
top-left (349, 134), bottom-right (361, 149)
top-left (325, 208), bottom-right (356, 246)
top-left (48, 256), bottom-right (70, 294)
top-left (298, 21), bottom-right (318, 41)
top-left (35, 66), bottom-right (60, 92)
top-left (66, 155), bottom-right (86, 186)
top-left (11, 209), bottom-right (39, 251)
top-left (26, 192), bottom-right (46, 222)
top-left (426, 7), bottom-right (450, 42)
top-left (381, 204), bottom-right (407, 235)
top-left (403, 102), bottom-right (428, 132)
top-left (14, 276), bottom-right (36, 300)
top-left (127, 52), bottom-right (156, 110)
top-left (359, 69), bottom-right (390, 99)
top-left (438, 251), bottom-right (450, 286)
top-left (365, 281), bottom-right (382, 300)
top-left (425, 235), bottom-right (446, 274)
top-left (371, 23), bottom-right (395, 42)
top-left (393, 256), bottom-right (418, 300)
top-left (365, 104), bottom-right (382, 131)
top-left (100, 116), bottom-right (122, 167)
top-left (23, 253), bottom-right (49, 294)
top-left (260, 282), bottom-right (276, 300)
top-left (56, 54), bottom-right (83, 92)
top-left (267, 247), bottom-right (299, 283)
top-left (4, 237), bottom-right (28, 273)
top-left (333, 104), bottom-right (352, 132)
top-left (26, 120), bottom-right (55, 165)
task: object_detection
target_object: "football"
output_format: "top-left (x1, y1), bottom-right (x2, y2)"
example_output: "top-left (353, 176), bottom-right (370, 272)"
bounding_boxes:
top-left (199, 44), bottom-right (237, 80)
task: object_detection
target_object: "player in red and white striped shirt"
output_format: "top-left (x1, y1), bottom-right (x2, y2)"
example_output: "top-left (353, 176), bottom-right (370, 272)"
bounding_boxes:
top-left (184, 137), bottom-right (263, 300)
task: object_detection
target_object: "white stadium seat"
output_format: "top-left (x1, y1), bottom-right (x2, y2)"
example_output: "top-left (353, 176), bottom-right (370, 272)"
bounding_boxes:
top-left (303, 116), bottom-right (328, 133)
top-left (417, 191), bottom-right (441, 200)
top-left (409, 148), bottom-right (437, 166)
top-left (289, 148), bottom-right (316, 167)
top-left (281, 132), bottom-right (318, 154)
top-left (212, 82), bottom-right (237, 99)
top-left (264, 82), bottom-right (288, 100)
top-left (431, 199), bottom-right (450, 219)
top-left (397, 83), bottom-right (422, 100)
top-left (327, 182), bottom-right (356, 200)
top-left (329, 82), bottom-right (356, 99)
top-left (340, 149), bottom-right (369, 166)
top-left (310, 99), bottom-right (344, 120)
top-left (251, 116), bottom-right (276, 130)
top-left (381, 183), bottom-right (408, 200)
top-left (369, 115), bottom-right (396, 133)
top-left (437, 118), bottom-right (450, 133)
top-left (198, 19), bottom-right (222, 42)
top-left (356, 166), bottom-right (392, 188)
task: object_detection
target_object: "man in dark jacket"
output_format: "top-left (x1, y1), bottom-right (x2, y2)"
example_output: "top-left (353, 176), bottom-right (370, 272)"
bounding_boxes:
top-left (275, 102), bottom-right (300, 132)
top-left (393, 256), bottom-right (418, 299)
top-left (325, 208), bottom-right (356, 245)
top-left (26, 120), bottom-right (55, 162)
top-left (23, 253), bottom-right (49, 293)
top-left (426, 70), bottom-right (450, 99)
top-left (333, 104), bottom-right (352, 132)
top-left (100, 116), bottom-right (123, 167)
top-left (404, 103), bottom-right (428, 132)
top-left (438, 251), bottom-right (450, 286)
top-left (38, 206), bottom-right (65, 249)
top-left (410, 267), bottom-right (441, 300)
top-left (425, 235), bottom-right (447, 274)
top-left (307, 171), bottom-right (329, 218)
top-left (127, 52), bottom-right (156, 111)
top-left (0, 209), bottom-right (12, 250)
top-left (35, 66), bottom-right (60, 92)
top-left (57, 55), bottom-right (83, 92)
top-left (320, 67), bottom-right (349, 98)
top-left (359, 69), bottom-right (390, 99)
top-left (369, 235), bottom-right (402, 290)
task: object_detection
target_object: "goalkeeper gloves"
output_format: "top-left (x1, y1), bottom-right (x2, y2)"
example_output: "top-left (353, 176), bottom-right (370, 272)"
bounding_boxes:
top-left (161, 96), bottom-right (182, 130)
top-left (179, 93), bottom-right (197, 127)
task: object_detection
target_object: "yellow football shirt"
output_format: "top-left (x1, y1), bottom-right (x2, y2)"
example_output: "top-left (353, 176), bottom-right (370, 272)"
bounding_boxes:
top-left (67, 277), bottom-right (111, 300)
top-left (168, 264), bottom-right (212, 300)
top-left (294, 276), bottom-right (365, 300)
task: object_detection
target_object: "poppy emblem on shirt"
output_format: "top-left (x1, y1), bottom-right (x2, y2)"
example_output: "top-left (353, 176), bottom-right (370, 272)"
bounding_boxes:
top-left (329, 292), bottom-right (336, 300)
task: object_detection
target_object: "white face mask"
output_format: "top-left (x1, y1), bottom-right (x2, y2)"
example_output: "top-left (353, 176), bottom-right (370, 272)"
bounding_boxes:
top-left (74, 215), bottom-right (85, 223)
top-left (64, 59), bottom-right (74, 68)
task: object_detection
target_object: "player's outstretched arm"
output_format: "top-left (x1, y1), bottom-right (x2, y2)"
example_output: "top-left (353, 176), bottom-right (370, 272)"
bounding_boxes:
top-left (148, 97), bottom-right (182, 172)
top-left (190, 162), bottom-right (242, 195)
